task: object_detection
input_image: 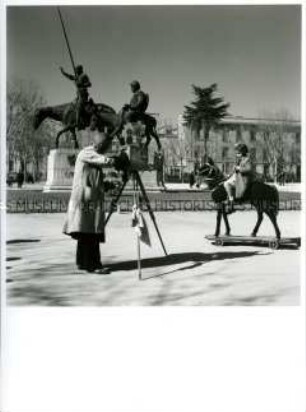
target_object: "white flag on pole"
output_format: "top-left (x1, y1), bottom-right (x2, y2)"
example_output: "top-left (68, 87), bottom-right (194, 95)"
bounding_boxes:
top-left (131, 204), bottom-right (151, 247)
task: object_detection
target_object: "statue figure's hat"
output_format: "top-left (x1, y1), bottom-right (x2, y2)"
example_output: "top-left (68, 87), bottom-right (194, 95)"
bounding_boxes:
top-left (130, 80), bottom-right (141, 89)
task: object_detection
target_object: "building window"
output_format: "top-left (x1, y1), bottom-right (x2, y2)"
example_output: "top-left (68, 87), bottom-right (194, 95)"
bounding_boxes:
top-left (236, 127), bottom-right (242, 142)
top-left (263, 148), bottom-right (268, 162)
top-left (263, 163), bottom-right (270, 179)
top-left (222, 129), bottom-right (229, 143)
top-left (250, 127), bottom-right (256, 142)
top-left (9, 159), bottom-right (14, 172)
top-left (222, 147), bottom-right (229, 159)
top-left (223, 162), bottom-right (231, 175)
top-left (250, 147), bottom-right (256, 162)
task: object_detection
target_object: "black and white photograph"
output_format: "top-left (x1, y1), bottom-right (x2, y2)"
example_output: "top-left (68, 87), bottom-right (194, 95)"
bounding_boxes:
top-left (5, 4), bottom-right (302, 306)
top-left (1, 3), bottom-right (305, 412)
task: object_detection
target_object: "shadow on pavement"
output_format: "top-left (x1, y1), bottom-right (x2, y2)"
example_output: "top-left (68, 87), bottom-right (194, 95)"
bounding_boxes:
top-left (108, 251), bottom-right (264, 273)
top-left (6, 256), bottom-right (22, 262)
top-left (210, 241), bottom-right (299, 250)
top-left (7, 239), bottom-right (41, 244)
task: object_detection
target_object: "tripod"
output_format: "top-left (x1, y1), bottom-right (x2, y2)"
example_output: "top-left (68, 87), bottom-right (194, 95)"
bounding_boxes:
top-left (105, 170), bottom-right (168, 256)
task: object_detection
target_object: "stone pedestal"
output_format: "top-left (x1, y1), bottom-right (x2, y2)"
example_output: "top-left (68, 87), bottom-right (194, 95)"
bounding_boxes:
top-left (138, 170), bottom-right (161, 191)
top-left (123, 169), bottom-right (161, 192)
top-left (118, 122), bottom-right (162, 192)
top-left (122, 144), bottom-right (161, 192)
top-left (43, 148), bottom-right (79, 192)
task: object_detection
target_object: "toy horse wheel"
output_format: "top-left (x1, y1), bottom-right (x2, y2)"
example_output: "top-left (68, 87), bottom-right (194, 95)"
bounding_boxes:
top-left (215, 238), bottom-right (224, 246)
top-left (269, 240), bottom-right (279, 250)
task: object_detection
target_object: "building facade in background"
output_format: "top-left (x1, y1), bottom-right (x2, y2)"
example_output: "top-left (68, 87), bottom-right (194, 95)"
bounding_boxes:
top-left (6, 114), bottom-right (301, 185)
top-left (161, 115), bottom-right (301, 183)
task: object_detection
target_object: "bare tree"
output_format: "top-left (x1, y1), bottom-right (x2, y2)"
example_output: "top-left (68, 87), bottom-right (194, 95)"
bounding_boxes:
top-left (162, 120), bottom-right (193, 182)
top-left (257, 110), bottom-right (298, 183)
top-left (7, 79), bottom-right (55, 180)
top-left (166, 139), bottom-right (186, 181)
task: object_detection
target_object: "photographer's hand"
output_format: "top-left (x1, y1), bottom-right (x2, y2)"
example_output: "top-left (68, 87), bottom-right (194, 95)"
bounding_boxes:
top-left (112, 152), bottom-right (130, 171)
top-left (106, 157), bottom-right (115, 167)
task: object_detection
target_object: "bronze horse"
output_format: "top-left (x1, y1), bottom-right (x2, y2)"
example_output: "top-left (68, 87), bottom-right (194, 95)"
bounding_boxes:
top-left (33, 101), bottom-right (116, 149)
top-left (34, 101), bottom-right (161, 149)
top-left (199, 162), bottom-right (281, 239)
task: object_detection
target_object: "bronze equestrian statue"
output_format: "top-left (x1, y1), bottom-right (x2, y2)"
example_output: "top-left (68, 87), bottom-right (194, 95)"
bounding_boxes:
top-left (33, 100), bottom-right (117, 149)
top-left (42, 10), bottom-right (162, 150)
top-left (34, 92), bottom-right (162, 151)
top-left (109, 80), bottom-right (162, 150)
top-left (199, 159), bottom-right (281, 239)
top-left (60, 64), bottom-right (92, 130)
top-left (34, 63), bottom-right (117, 148)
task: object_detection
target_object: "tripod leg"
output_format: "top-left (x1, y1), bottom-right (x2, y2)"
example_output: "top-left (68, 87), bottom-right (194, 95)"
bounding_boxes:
top-left (134, 171), bottom-right (168, 256)
top-left (104, 178), bottom-right (128, 227)
top-left (132, 176), bottom-right (142, 280)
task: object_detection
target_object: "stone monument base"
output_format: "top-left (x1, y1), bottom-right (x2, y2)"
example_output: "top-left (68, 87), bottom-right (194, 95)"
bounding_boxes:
top-left (43, 148), bottom-right (79, 192)
top-left (123, 170), bottom-right (163, 192)
top-left (122, 143), bottom-right (162, 192)
top-left (43, 144), bottom-right (163, 193)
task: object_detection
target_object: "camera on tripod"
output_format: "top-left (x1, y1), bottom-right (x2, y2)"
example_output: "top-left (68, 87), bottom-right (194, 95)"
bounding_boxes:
top-left (111, 144), bottom-right (149, 175)
top-left (104, 122), bottom-right (168, 258)
top-left (116, 122), bottom-right (151, 172)
top-left (125, 144), bottom-right (149, 171)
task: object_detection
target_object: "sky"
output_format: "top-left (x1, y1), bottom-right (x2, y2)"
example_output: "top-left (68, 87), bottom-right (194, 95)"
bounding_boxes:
top-left (6, 5), bottom-right (301, 121)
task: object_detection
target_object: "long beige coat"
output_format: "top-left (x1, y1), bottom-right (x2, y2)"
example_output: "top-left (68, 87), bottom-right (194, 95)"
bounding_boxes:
top-left (63, 146), bottom-right (112, 241)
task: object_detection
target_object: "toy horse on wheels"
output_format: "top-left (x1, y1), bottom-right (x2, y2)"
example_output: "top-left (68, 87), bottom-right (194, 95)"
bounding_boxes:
top-left (200, 160), bottom-right (300, 249)
top-left (200, 159), bottom-right (281, 240)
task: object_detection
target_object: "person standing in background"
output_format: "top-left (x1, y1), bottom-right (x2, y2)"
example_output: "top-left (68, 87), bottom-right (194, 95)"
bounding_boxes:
top-left (154, 150), bottom-right (165, 188)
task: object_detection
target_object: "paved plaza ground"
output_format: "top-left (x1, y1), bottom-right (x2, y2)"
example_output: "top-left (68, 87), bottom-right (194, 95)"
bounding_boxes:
top-left (6, 210), bottom-right (301, 306)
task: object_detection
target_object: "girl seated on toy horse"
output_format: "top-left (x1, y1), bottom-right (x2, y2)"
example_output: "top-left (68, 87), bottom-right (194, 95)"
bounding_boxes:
top-left (223, 143), bottom-right (254, 213)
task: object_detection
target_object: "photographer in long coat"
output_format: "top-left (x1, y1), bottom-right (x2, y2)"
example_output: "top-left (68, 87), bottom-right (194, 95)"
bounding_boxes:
top-left (63, 132), bottom-right (115, 274)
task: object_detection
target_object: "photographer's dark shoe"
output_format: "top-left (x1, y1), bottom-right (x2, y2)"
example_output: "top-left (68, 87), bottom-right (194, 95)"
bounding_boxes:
top-left (94, 267), bottom-right (111, 275)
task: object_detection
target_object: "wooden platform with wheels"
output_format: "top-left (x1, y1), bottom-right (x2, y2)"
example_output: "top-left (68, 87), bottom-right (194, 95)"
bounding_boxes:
top-left (205, 235), bottom-right (300, 250)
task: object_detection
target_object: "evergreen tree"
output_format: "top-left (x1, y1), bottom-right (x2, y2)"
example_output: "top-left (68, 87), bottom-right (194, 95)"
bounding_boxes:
top-left (183, 83), bottom-right (230, 161)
